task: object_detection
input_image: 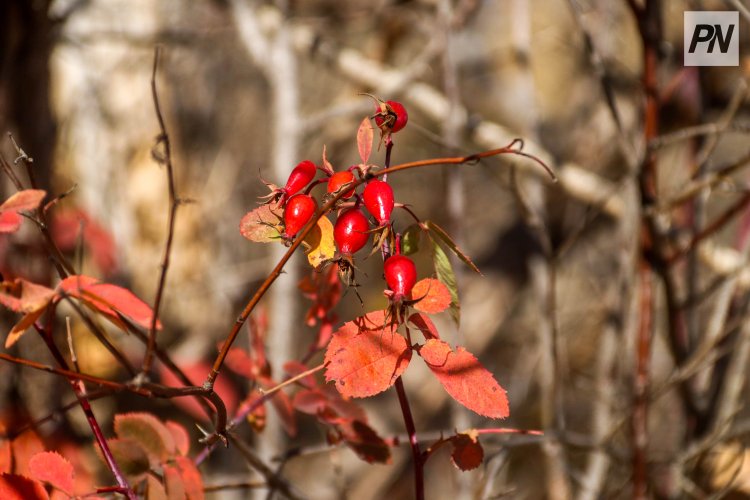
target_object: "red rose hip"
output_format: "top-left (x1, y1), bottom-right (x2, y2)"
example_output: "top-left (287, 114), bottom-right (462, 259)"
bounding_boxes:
top-left (282, 194), bottom-right (317, 238)
top-left (334, 209), bottom-right (369, 255)
top-left (363, 180), bottom-right (394, 226)
top-left (327, 171), bottom-right (356, 199)
top-left (374, 100), bottom-right (408, 134)
top-left (283, 160), bottom-right (317, 197)
top-left (384, 254), bottom-right (417, 300)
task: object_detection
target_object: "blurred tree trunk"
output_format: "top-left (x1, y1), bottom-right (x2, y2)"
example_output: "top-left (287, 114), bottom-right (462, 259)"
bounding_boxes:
top-left (0, 0), bottom-right (56, 191)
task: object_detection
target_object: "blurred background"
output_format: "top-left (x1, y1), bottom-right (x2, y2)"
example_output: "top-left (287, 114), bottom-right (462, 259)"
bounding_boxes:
top-left (2, 0), bottom-right (750, 498)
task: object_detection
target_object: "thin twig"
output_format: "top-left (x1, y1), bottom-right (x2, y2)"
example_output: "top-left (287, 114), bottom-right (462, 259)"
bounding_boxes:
top-left (142, 45), bottom-right (179, 377)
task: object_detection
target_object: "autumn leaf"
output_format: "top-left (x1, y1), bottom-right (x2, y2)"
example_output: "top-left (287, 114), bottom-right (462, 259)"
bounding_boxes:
top-left (0, 279), bottom-right (56, 348)
top-left (165, 422), bottom-right (190, 457)
top-left (51, 209), bottom-right (118, 275)
top-left (113, 413), bottom-right (176, 464)
top-left (340, 420), bottom-right (391, 464)
top-left (357, 117), bottom-right (373, 165)
top-left (325, 311), bottom-right (412, 398)
top-left (305, 215), bottom-right (335, 269)
top-left (28, 452), bottom-right (74, 495)
top-left (450, 432), bottom-right (484, 471)
top-left (57, 275), bottom-right (159, 331)
top-left (239, 204), bottom-right (282, 243)
top-left (101, 438), bottom-right (150, 481)
top-left (0, 474), bottom-right (49, 500)
top-left (419, 339), bottom-right (509, 419)
top-left (408, 313), bottom-right (440, 340)
top-left (172, 456), bottom-right (204, 500)
top-left (0, 190), bottom-right (46, 234)
top-left (412, 278), bottom-right (451, 314)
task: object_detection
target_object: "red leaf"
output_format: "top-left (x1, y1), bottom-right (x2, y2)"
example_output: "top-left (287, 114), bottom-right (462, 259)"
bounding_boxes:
top-left (0, 473), bottom-right (49, 500)
top-left (283, 361), bottom-right (318, 388)
top-left (450, 432), bottom-right (484, 471)
top-left (0, 212), bottom-right (21, 234)
top-left (419, 339), bottom-right (509, 418)
top-left (58, 275), bottom-right (159, 331)
top-left (0, 440), bottom-right (10, 474)
top-left (292, 389), bottom-right (328, 416)
top-left (173, 456), bottom-right (204, 500)
top-left (239, 205), bottom-right (282, 243)
top-left (356, 117), bottom-right (373, 165)
top-left (10, 431), bottom-right (44, 477)
top-left (223, 347), bottom-right (255, 379)
top-left (340, 420), bottom-right (390, 464)
top-left (325, 311), bottom-right (412, 398)
top-left (51, 209), bottom-right (118, 275)
top-left (412, 278), bottom-right (452, 314)
top-left (162, 463), bottom-right (185, 500)
top-left (408, 313), bottom-right (440, 340)
top-left (165, 422), bottom-right (190, 457)
top-left (114, 413), bottom-right (175, 464)
top-left (0, 190), bottom-right (46, 213)
top-left (28, 452), bottom-right (74, 494)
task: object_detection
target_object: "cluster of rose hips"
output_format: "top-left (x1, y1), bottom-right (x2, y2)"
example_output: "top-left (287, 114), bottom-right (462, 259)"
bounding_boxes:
top-left (267, 98), bottom-right (416, 308)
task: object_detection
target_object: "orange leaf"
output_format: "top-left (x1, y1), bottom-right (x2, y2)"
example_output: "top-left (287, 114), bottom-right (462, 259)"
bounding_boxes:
top-left (0, 279), bottom-right (55, 348)
top-left (408, 313), bottom-right (440, 340)
top-left (239, 205), bottom-right (282, 243)
top-left (324, 311), bottom-right (412, 398)
top-left (450, 432), bottom-right (484, 471)
top-left (419, 339), bottom-right (509, 418)
top-left (0, 441), bottom-right (10, 474)
top-left (165, 422), bottom-right (190, 457)
top-left (10, 431), bottom-right (44, 477)
top-left (28, 452), bottom-right (74, 494)
top-left (173, 456), bottom-right (204, 500)
top-left (103, 438), bottom-right (150, 482)
top-left (58, 275), bottom-right (159, 331)
top-left (357, 117), bottom-right (373, 165)
top-left (0, 473), bottom-right (48, 500)
top-left (0, 190), bottom-right (46, 213)
top-left (412, 278), bottom-right (451, 314)
top-left (163, 464), bottom-right (185, 500)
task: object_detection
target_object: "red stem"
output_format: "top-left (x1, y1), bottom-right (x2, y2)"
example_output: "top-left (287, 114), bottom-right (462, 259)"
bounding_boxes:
top-left (394, 376), bottom-right (424, 500)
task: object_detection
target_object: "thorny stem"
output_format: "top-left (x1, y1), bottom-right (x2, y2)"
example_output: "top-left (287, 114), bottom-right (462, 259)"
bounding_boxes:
top-left (205, 141), bottom-right (553, 390)
top-left (33, 323), bottom-right (137, 500)
top-left (142, 46), bottom-right (179, 377)
top-left (395, 376), bottom-right (424, 500)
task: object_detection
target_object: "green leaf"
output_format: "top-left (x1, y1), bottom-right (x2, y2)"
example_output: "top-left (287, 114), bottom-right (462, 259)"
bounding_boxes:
top-left (425, 221), bottom-right (481, 275)
top-left (429, 236), bottom-right (460, 326)
top-left (401, 223), bottom-right (421, 256)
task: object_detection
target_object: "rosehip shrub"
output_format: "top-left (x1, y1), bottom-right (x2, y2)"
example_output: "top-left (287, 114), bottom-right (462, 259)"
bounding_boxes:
top-left (327, 170), bottom-right (356, 199)
top-left (363, 180), bottom-right (394, 226)
top-left (334, 208), bottom-right (370, 255)
top-left (282, 193), bottom-right (317, 238)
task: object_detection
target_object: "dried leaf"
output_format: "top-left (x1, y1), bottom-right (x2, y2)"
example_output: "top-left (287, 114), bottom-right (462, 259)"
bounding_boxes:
top-left (305, 216), bottom-right (335, 269)
top-left (450, 432), bottom-right (484, 471)
top-left (114, 413), bottom-right (175, 464)
top-left (321, 145), bottom-right (335, 176)
top-left (419, 339), bottom-right (509, 419)
top-left (0, 473), bottom-right (49, 500)
top-left (412, 278), bottom-right (451, 314)
top-left (239, 205), bottom-right (282, 243)
top-left (28, 452), bottom-right (74, 494)
top-left (430, 238), bottom-right (460, 325)
top-left (408, 313), bottom-right (440, 340)
top-left (58, 275), bottom-right (160, 331)
top-left (325, 311), bottom-right (412, 398)
top-left (356, 117), bottom-right (374, 165)
top-left (340, 420), bottom-right (391, 464)
top-left (426, 221), bottom-right (481, 275)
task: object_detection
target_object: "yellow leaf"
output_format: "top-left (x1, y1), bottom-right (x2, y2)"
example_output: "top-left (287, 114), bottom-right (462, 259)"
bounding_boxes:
top-left (305, 216), bottom-right (335, 268)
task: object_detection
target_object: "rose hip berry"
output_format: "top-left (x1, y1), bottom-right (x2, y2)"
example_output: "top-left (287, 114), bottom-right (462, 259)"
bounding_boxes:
top-left (327, 171), bottom-right (356, 199)
top-left (283, 160), bottom-right (317, 197)
top-left (374, 100), bottom-right (408, 134)
top-left (363, 180), bottom-right (394, 226)
top-left (384, 254), bottom-right (417, 300)
top-left (334, 209), bottom-right (370, 255)
top-left (282, 194), bottom-right (317, 238)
